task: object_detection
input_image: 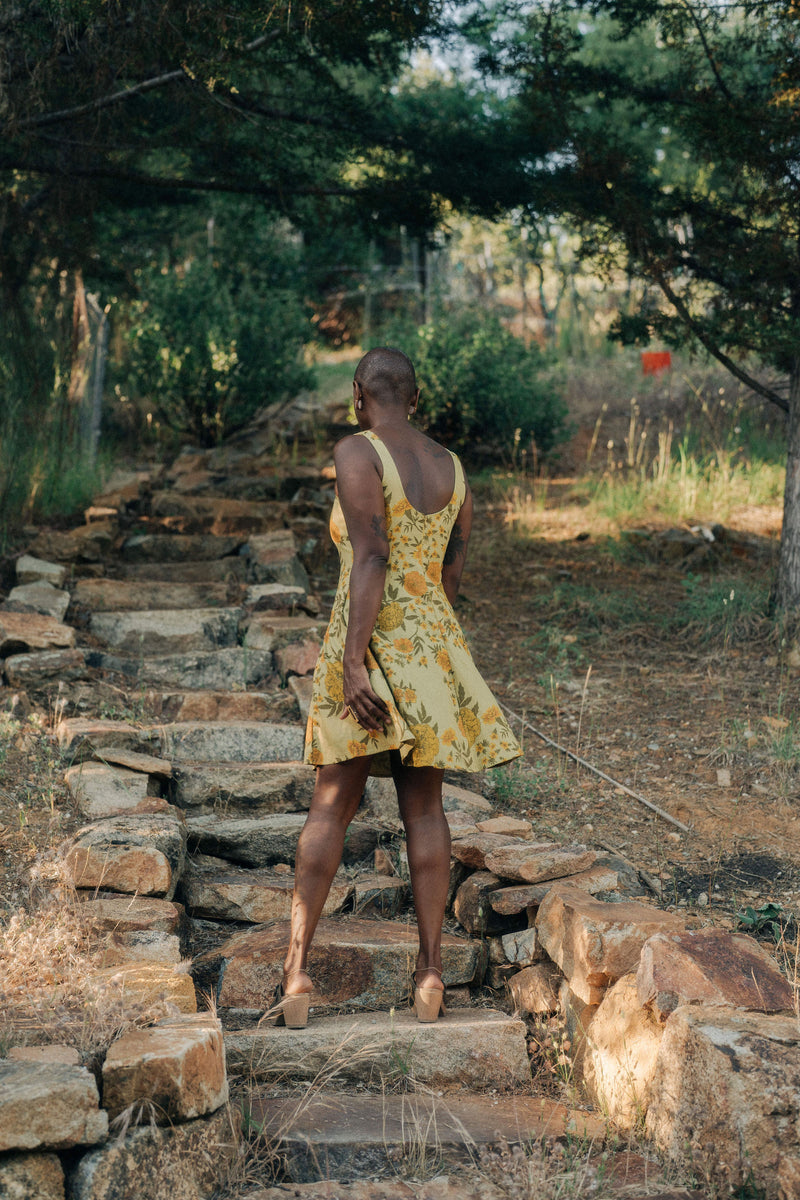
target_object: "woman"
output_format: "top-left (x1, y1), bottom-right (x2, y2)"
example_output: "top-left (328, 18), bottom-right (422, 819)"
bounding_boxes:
top-left (270, 346), bottom-right (521, 1027)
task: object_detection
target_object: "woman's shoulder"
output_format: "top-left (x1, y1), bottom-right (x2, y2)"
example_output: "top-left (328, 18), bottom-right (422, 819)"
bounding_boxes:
top-left (333, 431), bottom-right (383, 475)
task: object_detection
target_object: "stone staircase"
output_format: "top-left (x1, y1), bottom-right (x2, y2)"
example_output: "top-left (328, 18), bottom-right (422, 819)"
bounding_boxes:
top-left (2, 414), bottom-right (797, 1199)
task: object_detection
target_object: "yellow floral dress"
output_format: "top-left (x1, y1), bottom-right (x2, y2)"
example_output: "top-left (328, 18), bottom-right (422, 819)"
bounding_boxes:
top-left (304, 431), bottom-right (522, 776)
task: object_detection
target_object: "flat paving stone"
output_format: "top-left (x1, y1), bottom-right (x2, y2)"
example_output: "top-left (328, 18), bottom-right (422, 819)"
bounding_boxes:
top-left (149, 721), bottom-right (305, 762)
top-left (196, 917), bottom-right (482, 1013)
top-left (72, 578), bottom-right (242, 611)
top-left (172, 760), bottom-right (314, 814)
top-left (89, 607), bottom-right (242, 654)
top-left (248, 1091), bottom-right (606, 1182)
top-left (118, 557), bottom-right (249, 582)
top-left (89, 646), bottom-right (274, 690)
top-left (120, 533), bottom-right (242, 562)
top-left (224, 1008), bottom-right (531, 1093)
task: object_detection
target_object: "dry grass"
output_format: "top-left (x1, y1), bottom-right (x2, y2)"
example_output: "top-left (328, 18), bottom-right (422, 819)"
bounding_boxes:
top-left (0, 891), bottom-right (187, 1061)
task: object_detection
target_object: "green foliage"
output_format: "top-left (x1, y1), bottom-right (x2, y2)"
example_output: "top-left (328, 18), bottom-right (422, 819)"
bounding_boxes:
top-left (122, 242), bottom-right (313, 446)
top-left (392, 308), bottom-right (567, 459)
top-left (736, 902), bottom-right (783, 943)
top-left (674, 577), bottom-right (770, 644)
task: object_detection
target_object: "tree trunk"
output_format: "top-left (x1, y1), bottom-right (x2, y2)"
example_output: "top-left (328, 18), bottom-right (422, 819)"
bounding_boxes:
top-left (774, 358), bottom-right (800, 613)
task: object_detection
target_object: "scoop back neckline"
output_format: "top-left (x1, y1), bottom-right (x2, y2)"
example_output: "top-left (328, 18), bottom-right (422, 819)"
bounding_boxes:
top-left (361, 430), bottom-right (457, 518)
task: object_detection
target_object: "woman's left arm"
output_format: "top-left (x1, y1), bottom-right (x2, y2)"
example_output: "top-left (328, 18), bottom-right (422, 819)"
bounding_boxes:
top-left (335, 436), bottom-right (391, 733)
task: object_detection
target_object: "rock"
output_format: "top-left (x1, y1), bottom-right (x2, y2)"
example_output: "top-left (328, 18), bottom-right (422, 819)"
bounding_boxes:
top-left (102, 1013), bottom-right (227, 1123)
top-left (352, 873), bottom-right (408, 918)
top-left (476, 816), bottom-right (533, 838)
top-left (150, 721), bottom-right (305, 763)
top-left (88, 962), bottom-right (197, 1014)
top-left (241, 614), bottom-right (321, 652)
top-left (6, 581), bottom-right (70, 620)
top-left (360, 776), bottom-right (402, 827)
top-left (119, 558), bottom-right (248, 583)
top-left (16, 554), bottom-right (67, 587)
top-left (646, 1006), bottom-right (800, 1197)
top-left (172, 760), bottom-right (314, 814)
top-left (149, 690), bottom-right (275, 723)
top-left (508, 963), bottom-right (563, 1015)
top-left (185, 812), bottom-right (304, 866)
top-left (80, 896), bottom-right (184, 936)
top-left (583, 973), bottom-right (664, 1129)
top-left (64, 811), bottom-right (187, 899)
top-left (8, 1045), bottom-right (81, 1066)
top-left (288, 675), bottom-right (314, 720)
top-left (224, 1008), bottom-right (531, 1092)
top-left (196, 918), bottom-right (481, 1012)
top-left (484, 842), bottom-right (596, 884)
top-left (67, 1105), bottom-right (237, 1200)
top-left (450, 834), bottom-right (522, 870)
top-left (637, 928), bottom-right (795, 1020)
top-left (488, 863), bottom-right (620, 916)
top-left (29, 525), bottom-right (113, 563)
top-left (0, 611), bottom-right (75, 655)
top-left (246, 531), bottom-right (310, 589)
top-left (536, 886), bottom-right (685, 1006)
top-left (185, 813), bottom-right (379, 868)
top-left (245, 583), bottom-right (307, 610)
top-left (71, 579), bottom-right (241, 612)
top-left (64, 762), bottom-right (153, 819)
top-left (149, 492), bottom-right (284, 535)
top-left (99, 929), bottom-right (182, 967)
top-left (559, 981), bottom-right (600, 1076)
top-left (0, 1152), bottom-right (65, 1200)
top-left (86, 748), bottom-right (173, 779)
top-left (89, 607), bottom-right (241, 655)
top-left (4, 648), bottom-right (87, 687)
top-left (56, 719), bottom-right (146, 760)
top-left (501, 927), bottom-right (544, 966)
top-left (120, 646), bottom-right (273, 690)
top-left (181, 859), bottom-right (351, 922)
top-left (0, 1062), bottom-right (108, 1151)
top-left (453, 871), bottom-right (512, 936)
top-left (441, 781), bottom-right (493, 817)
top-left (275, 638), bottom-right (321, 678)
top-left (120, 533), bottom-right (242, 562)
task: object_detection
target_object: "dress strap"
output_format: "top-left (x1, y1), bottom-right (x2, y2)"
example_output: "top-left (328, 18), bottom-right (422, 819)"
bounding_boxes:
top-left (356, 430), bottom-right (400, 486)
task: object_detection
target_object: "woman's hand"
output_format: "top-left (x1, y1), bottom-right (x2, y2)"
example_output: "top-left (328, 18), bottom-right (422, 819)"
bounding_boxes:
top-left (341, 659), bottom-right (390, 733)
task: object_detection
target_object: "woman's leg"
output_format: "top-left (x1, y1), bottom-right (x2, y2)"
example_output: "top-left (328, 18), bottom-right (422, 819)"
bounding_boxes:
top-left (283, 755), bottom-right (373, 995)
top-left (392, 758), bottom-right (450, 992)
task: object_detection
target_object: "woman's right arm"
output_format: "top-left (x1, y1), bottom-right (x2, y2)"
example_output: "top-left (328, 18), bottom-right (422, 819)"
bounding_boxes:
top-left (441, 482), bottom-right (473, 607)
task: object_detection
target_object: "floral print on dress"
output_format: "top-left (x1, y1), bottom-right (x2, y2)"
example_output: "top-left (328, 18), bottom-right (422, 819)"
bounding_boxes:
top-left (304, 431), bottom-right (522, 776)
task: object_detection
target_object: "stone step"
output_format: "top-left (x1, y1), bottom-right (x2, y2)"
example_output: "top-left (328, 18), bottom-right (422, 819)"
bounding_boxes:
top-left (72, 578), bottom-right (245, 612)
top-left (193, 917), bottom-right (484, 1014)
top-left (225, 1008), bottom-right (530, 1092)
top-left (117, 558), bottom-right (248, 583)
top-left (145, 720), bottom-right (305, 762)
top-left (149, 491), bottom-right (288, 534)
top-left (146, 690), bottom-right (278, 724)
top-left (172, 760), bottom-right (314, 813)
top-left (87, 647), bottom-right (274, 690)
top-left (120, 534), bottom-right (244, 563)
top-left (181, 857), bottom-right (352, 923)
top-left (88, 607), bottom-right (243, 654)
top-left (245, 1091), bottom-right (606, 1183)
top-left (184, 813), bottom-right (385, 868)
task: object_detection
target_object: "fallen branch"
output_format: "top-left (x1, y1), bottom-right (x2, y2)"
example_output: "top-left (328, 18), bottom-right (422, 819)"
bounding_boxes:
top-left (596, 838), bottom-right (664, 899)
top-left (498, 700), bottom-right (690, 834)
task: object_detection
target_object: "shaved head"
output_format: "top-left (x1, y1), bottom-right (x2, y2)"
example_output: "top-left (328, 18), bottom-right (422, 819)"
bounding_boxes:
top-left (354, 347), bottom-right (417, 405)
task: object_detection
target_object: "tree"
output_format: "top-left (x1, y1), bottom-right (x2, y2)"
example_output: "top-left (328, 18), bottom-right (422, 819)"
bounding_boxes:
top-left (468, 1), bottom-right (800, 614)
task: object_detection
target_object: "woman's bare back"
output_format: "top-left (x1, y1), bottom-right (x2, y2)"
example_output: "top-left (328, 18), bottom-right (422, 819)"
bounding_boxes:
top-left (367, 426), bottom-right (454, 515)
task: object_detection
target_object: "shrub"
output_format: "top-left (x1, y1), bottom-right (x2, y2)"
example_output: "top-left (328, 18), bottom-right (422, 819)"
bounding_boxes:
top-left (394, 308), bottom-right (567, 460)
top-left (122, 248), bottom-right (313, 447)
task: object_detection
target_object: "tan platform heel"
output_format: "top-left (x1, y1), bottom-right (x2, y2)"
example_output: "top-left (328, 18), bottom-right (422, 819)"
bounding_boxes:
top-left (258, 971), bottom-right (312, 1029)
top-left (413, 967), bottom-right (446, 1023)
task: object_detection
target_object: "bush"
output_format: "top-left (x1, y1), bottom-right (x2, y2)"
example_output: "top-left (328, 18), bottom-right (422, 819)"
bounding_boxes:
top-left (395, 308), bottom-right (567, 460)
top-left (123, 246), bottom-right (313, 447)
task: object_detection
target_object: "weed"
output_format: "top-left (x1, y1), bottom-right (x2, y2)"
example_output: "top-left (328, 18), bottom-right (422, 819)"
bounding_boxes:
top-left (736, 902), bottom-right (784, 942)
